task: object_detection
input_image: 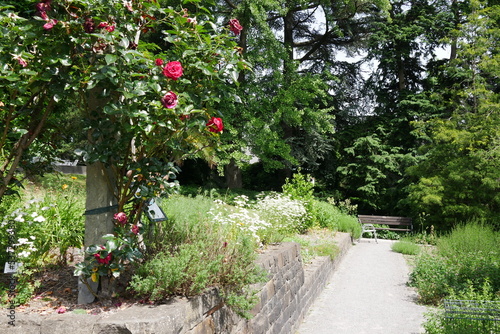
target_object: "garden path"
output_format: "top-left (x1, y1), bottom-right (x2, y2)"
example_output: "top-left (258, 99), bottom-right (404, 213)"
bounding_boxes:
top-left (297, 238), bottom-right (428, 334)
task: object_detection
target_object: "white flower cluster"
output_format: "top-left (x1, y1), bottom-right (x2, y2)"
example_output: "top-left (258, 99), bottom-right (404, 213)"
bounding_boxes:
top-left (253, 192), bottom-right (309, 233)
top-left (13, 236), bottom-right (37, 258)
top-left (6, 200), bottom-right (49, 226)
top-left (208, 196), bottom-right (270, 244)
top-left (208, 193), bottom-right (310, 245)
top-left (1, 199), bottom-right (48, 260)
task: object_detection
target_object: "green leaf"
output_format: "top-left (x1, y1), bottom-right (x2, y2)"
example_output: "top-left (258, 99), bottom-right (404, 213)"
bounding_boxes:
top-left (59, 57), bottom-right (71, 66)
top-left (105, 54), bottom-right (117, 65)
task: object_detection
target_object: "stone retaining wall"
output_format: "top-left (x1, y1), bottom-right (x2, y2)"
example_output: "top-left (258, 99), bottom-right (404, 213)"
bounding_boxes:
top-left (1, 232), bottom-right (352, 334)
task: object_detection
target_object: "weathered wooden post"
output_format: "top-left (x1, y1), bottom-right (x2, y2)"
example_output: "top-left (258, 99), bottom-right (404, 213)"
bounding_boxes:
top-left (78, 162), bottom-right (117, 303)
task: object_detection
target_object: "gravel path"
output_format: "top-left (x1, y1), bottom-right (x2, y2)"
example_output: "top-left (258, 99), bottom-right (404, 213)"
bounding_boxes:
top-left (297, 238), bottom-right (427, 334)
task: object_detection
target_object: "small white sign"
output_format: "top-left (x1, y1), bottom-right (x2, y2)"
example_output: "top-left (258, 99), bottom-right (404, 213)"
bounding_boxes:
top-left (144, 199), bottom-right (167, 222)
top-left (3, 262), bottom-right (22, 274)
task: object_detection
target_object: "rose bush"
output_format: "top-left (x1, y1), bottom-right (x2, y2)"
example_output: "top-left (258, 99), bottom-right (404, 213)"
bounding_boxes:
top-left (1, 0), bottom-right (248, 299)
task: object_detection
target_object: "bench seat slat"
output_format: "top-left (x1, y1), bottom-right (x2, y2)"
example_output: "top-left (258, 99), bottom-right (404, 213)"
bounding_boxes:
top-left (358, 215), bottom-right (413, 234)
top-left (374, 227), bottom-right (412, 231)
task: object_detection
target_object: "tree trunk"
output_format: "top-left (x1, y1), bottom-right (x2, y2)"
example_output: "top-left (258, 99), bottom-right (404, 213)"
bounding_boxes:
top-left (225, 159), bottom-right (242, 189)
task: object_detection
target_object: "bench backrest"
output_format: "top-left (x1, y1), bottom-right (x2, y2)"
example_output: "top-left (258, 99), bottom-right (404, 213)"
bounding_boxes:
top-left (358, 215), bottom-right (412, 227)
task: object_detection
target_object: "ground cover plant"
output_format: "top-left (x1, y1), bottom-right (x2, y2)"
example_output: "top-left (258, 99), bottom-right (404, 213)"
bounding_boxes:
top-left (0, 174), bottom-right (85, 306)
top-left (409, 221), bottom-right (500, 305)
top-left (423, 280), bottom-right (500, 334)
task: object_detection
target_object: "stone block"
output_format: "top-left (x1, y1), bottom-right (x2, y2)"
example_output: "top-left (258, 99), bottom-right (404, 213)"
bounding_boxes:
top-left (188, 317), bottom-right (215, 334)
top-left (94, 303), bottom-right (186, 334)
top-left (248, 313), bottom-right (269, 334)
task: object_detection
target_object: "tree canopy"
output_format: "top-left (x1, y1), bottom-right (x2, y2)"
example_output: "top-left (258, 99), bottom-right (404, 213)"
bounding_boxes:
top-left (1, 0), bottom-right (499, 232)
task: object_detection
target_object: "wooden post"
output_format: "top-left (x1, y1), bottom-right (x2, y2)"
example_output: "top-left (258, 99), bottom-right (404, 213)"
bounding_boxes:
top-left (78, 162), bottom-right (117, 304)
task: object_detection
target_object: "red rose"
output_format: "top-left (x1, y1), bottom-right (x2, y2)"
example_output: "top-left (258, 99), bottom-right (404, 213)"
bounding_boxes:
top-left (94, 252), bottom-right (112, 264)
top-left (36, 1), bottom-right (51, 18)
top-left (161, 91), bottom-right (178, 109)
top-left (39, 11), bottom-right (49, 20)
top-left (98, 22), bottom-right (115, 32)
top-left (113, 212), bottom-right (128, 225)
top-left (84, 17), bottom-right (95, 33)
top-left (155, 58), bottom-right (164, 66)
top-left (229, 19), bottom-right (243, 35)
top-left (131, 225), bottom-right (139, 235)
top-left (18, 58), bottom-right (28, 68)
top-left (43, 19), bottom-right (57, 30)
top-left (206, 117), bottom-right (224, 133)
top-left (163, 61), bottom-right (183, 80)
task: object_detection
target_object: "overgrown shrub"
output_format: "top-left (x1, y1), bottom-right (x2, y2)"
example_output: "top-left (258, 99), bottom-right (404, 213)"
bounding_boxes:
top-left (130, 195), bottom-right (267, 317)
top-left (409, 221), bottom-right (500, 305)
top-left (337, 214), bottom-right (362, 239)
top-left (312, 200), bottom-right (341, 230)
top-left (409, 253), bottom-right (453, 304)
top-left (423, 280), bottom-right (500, 334)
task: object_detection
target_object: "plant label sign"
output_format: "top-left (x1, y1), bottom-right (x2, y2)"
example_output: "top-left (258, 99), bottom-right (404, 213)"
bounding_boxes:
top-left (144, 198), bottom-right (167, 222)
top-left (3, 262), bottom-right (22, 274)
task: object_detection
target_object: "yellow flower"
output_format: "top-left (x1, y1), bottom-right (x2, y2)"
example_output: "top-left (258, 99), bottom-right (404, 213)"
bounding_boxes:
top-left (71, 176), bottom-right (77, 180)
top-left (62, 184), bottom-right (68, 190)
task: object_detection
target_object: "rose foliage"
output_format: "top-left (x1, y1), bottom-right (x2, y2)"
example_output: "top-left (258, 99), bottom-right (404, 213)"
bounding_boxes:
top-left (1, 0), bottom-right (248, 290)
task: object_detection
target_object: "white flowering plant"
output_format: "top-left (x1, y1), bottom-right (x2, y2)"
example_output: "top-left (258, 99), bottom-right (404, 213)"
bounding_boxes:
top-left (253, 192), bottom-right (310, 244)
top-left (208, 193), bottom-right (310, 245)
top-left (208, 195), bottom-right (270, 246)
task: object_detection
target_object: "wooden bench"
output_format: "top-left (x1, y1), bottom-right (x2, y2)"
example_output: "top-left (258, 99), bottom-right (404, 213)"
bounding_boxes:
top-left (357, 215), bottom-right (413, 243)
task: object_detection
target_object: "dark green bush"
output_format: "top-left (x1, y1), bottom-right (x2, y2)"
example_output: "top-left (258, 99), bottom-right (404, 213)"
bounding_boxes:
top-left (311, 200), bottom-right (341, 230)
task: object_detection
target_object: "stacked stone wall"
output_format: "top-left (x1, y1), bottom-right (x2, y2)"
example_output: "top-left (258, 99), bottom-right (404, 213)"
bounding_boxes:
top-left (1, 233), bottom-right (352, 334)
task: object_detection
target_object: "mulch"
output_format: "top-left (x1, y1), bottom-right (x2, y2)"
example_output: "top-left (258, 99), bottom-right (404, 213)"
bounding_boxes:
top-left (1, 249), bottom-right (148, 316)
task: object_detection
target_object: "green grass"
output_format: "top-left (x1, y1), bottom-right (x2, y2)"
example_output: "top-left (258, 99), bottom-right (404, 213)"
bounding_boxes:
top-left (283, 228), bottom-right (339, 263)
top-left (391, 238), bottom-right (421, 255)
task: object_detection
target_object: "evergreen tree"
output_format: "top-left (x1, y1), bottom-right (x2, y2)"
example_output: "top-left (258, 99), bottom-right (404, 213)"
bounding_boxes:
top-left (407, 0), bottom-right (500, 230)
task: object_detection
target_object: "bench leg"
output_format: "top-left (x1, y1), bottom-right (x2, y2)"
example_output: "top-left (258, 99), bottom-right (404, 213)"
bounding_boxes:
top-left (359, 226), bottom-right (378, 243)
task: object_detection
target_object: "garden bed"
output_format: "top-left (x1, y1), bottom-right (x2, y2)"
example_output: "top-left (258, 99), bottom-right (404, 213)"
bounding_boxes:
top-left (0, 233), bottom-right (352, 333)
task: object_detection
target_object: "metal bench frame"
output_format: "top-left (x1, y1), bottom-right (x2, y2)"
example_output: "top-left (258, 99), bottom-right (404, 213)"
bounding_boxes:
top-left (444, 299), bottom-right (500, 332)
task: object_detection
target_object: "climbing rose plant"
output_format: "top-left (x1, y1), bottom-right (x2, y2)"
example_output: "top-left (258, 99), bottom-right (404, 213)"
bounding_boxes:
top-left (1, 0), bottom-right (247, 293)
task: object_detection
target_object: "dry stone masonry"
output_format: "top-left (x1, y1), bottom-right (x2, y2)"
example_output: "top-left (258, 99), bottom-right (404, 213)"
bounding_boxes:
top-left (1, 233), bottom-right (352, 334)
